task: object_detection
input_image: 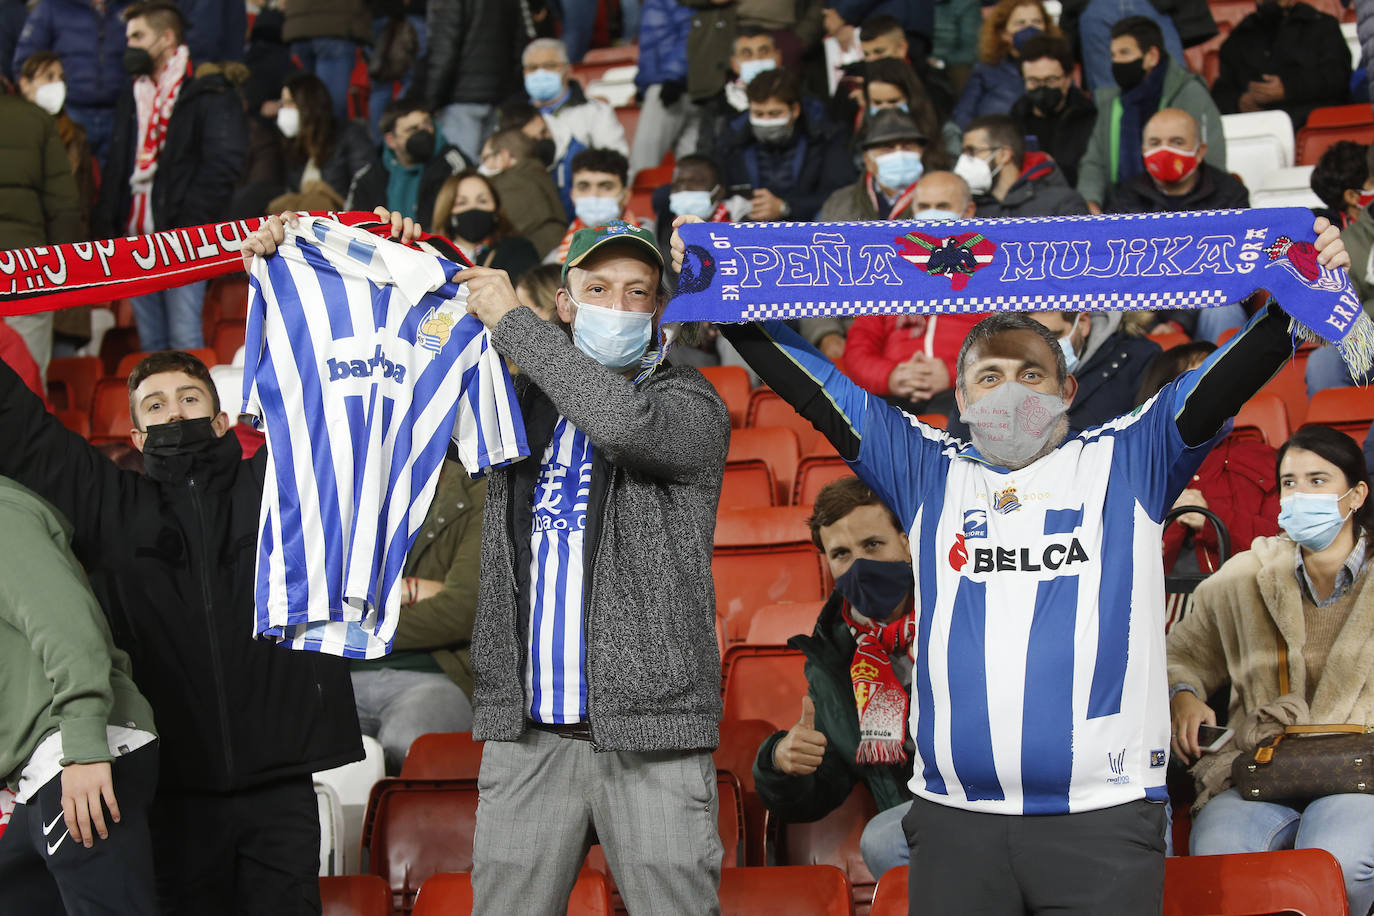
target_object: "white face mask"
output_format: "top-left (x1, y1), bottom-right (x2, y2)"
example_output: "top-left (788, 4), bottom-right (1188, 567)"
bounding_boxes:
top-left (34, 80), bottom-right (66, 116)
top-left (954, 152), bottom-right (998, 196)
top-left (960, 380), bottom-right (1069, 468)
top-left (276, 106), bottom-right (300, 139)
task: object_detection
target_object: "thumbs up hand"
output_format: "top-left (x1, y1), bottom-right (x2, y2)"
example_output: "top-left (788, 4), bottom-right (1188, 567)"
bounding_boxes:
top-left (773, 696), bottom-right (828, 776)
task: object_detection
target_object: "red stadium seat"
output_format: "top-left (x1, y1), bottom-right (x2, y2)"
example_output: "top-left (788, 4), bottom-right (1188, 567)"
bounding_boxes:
top-left (205, 274), bottom-right (250, 321)
top-left (210, 318), bottom-right (247, 366)
top-left (1232, 391), bottom-right (1290, 447)
top-left (772, 782), bottom-right (879, 911)
top-left (719, 865), bottom-right (854, 916)
top-left (116, 347), bottom-right (218, 377)
top-left (89, 377), bottom-right (132, 445)
top-left (632, 156), bottom-right (674, 190)
top-left (361, 778), bottom-right (480, 914)
top-left (1163, 849), bottom-right (1350, 916)
top-left (400, 732), bottom-right (483, 779)
top-left (721, 646), bottom-right (808, 730)
top-left (55, 409), bottom-right (91, 439)
top-left (714, 719), bottom-right (781, 867)
top-left (727, 427), bottom-right (800, 506)
top-left (717, 770), bottom-right (747, 867)
top-left (1148, 329), bottom-right (1192, 352)
top-left (1297, 104), bottom-right (1374, 165)
top-left (701, 365), bottom-right (752, 428)
top-left (722, 459), bottom-right (777, 509)
top-left (916, 412), bottom-right (948, 430)
top-left (1217, 328), bottom-right (1316, 427)
top-left (714, 506), bottom-right (828, 637)
top-left (582, 45), bottom-right (638, 66)
top-left (614, 106), bottom-right (640, 148)
top-left (98, 326), bottom-right (141, 376)
top-left (1305, 386), bottom-right (1374, 443)
top-left (869, 865), bottom-right (908, 916)
top-left (319, 874), bottom-right (390, 916)
top-left (793, 455), bottom-right (854, 508)
top-left (747, 388), bottom-right (823, 452)
top-left (47, 355), bottom-right (102, 413)
top-left (745, 600), bottom-right (825, 645)
top-left (411, 869), bottom-right (615, 916)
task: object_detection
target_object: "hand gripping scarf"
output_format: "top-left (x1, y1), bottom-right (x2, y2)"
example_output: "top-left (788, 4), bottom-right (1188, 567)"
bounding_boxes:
top-left (843, 602), bottom-right (916, 765)
top-left (661, 208), bottom-right (1374, 375)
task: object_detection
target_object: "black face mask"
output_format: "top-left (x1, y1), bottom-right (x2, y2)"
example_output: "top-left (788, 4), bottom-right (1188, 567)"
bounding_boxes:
top-left (448, 208), bottom-right (497, 243)
top-left (123, 46), bottom-right (155, 76)
top-left (404, 130), bottom-right (435, 163)
top-left (141, 416), bottom-right (220, 458)
top-left (1112, 58), bottom-right (1146, 93)
top-left (533, 137), bottom-right (556, 167)
top-left (1026, 86), bottom-right (1064, 113)
top-left (833, 558), bottom-right (913, 623)
top-left (1257, 0), bottom-right (1283, 19)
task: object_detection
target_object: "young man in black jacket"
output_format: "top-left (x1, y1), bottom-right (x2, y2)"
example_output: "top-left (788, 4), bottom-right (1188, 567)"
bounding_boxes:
top-left (0, 349), bottom-right (362, 914)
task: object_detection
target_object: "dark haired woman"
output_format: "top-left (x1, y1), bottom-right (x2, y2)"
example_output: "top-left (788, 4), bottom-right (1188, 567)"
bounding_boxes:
top-left (431, 171), bottom-right (538, 281)
top-left (268, 72), bottom-right (380, 211)
top-left (1167, 424), bottom-right (1374, 916)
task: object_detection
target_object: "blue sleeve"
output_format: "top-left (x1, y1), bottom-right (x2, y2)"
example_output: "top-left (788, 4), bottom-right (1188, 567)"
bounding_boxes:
top-left (12, 0), bottom-right (51, 74)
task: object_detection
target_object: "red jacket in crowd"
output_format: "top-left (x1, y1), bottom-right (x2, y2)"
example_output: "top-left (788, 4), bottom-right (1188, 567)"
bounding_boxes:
top-left (842, 313), bottom-right (989, 397)
top-left (1163, 434), bottom-right (1281, 573)
top-left (0, 322), bottom-right (44, 403)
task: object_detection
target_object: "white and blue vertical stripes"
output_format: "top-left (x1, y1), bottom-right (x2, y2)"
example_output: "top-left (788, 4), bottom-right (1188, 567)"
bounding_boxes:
top-left (242, 218), bottom-right (528, 659)
top-left (525, 417), bottom-right (594, 724)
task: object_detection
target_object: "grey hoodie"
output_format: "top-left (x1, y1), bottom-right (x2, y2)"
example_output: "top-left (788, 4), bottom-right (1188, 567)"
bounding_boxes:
top-left (471, 307), bottom-right (731, 751)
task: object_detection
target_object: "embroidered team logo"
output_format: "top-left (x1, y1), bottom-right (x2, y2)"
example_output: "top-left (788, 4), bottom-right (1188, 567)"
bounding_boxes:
top-left (893, 232), bottom-right (998, 291)
top-left (417, 307), bottom-right (455, 355)
top-left (676, 244), bottom-right (716, 295)
top-left (1263, 235), bottom-right (1346, 292)
top-left (1150, 749), bottom-right (1167, 768)
top-left (852, 658), bottom-right (880, 708)
top-left (992, 486), bottom-right (1020, 514)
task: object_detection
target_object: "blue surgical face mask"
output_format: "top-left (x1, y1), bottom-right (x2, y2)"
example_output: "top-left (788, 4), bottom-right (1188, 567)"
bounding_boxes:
top-left (869, 102), bottom-right (909, 117)
top-left (873, 149), bottom-right (924, 191)
top-left (524, 68), bottom-right (563, 102)
top-left (913, 207), bottom-right (961, 221)
top-left (574, 195), bottom-right (622, 227)
top-left (669, 189), bottom-right (716, 219)
top-left (570, 296), bottom-right (654, 371)
top-left (834, 557), bottom-right (913, 623)
top-left (1279, 488), bottom-right (1355, 551)
top-left (1058, 315), bottom-right (1080, 373)
top-left (738, 57), bottom-right (776, 84)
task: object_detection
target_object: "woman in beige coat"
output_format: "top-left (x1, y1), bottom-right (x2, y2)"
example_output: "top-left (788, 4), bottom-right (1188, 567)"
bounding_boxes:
top-left (1166, 424), bottom-right (1374, 915)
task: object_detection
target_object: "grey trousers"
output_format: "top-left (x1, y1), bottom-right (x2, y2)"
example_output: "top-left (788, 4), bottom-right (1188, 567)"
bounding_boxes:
top-left (471, 727), bottom-right (722, 916)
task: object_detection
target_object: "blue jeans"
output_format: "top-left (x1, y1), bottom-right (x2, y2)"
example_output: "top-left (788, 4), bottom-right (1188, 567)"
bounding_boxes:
top-left (861, 800), bottom-right (912, 878)
top-left (65, 103), bottom-right (115, 166)
top-left (368, 15), bottom-right (428, 137)
top-left (436, 102), bottom-right (494, 164)
top-left (351, 668), bottom-right (473, 774)
top-left (290, 37), bottom-right (357, 122)
top-left (557, 0), bottom-right (598, 62)
top-left (1306, 343), bottom-right (1374, 396)
top-left (130, 280), bottom-right (207, 351)
top-left (1195, 304), bottom-right (1248, 344)
top-left (1190, 788), bottom-right (1374, 916)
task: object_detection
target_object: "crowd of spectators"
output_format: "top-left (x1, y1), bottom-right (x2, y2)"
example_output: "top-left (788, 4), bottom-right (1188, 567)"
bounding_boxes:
top-left (3, 0), bottom-right (1374, 912)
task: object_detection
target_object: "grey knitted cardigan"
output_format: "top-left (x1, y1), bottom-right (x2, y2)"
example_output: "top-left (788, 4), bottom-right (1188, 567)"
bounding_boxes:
top-left (470, 306), bottom-right (730, 752)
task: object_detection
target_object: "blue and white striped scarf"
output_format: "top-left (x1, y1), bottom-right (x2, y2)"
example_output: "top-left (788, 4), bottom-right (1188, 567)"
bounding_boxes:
top-left (661, 208), bottom-right (1373, 374)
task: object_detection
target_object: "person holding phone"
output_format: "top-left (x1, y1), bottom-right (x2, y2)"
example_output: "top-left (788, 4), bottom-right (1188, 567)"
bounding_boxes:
top-left (1167, 425), bottom-right (1374, 916)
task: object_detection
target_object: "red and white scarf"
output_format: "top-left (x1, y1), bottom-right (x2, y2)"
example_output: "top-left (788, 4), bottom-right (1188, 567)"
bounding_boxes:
top-left (844, 602), bottom-right (915, 765)
top-left (128, 44), bottom-right (191, 235)
top-left (864, 173), bottom-right (920, 221)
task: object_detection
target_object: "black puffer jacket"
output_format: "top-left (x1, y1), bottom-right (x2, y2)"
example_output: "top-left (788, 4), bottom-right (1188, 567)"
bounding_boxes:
top-left (0, 364), bottom-right (363, 793)
top-left (421, 0), bottom-right (524, 108)
top-left (93, 65), bottom-right (249, 237)
top-left (282, 119), bottom-right (383, 205)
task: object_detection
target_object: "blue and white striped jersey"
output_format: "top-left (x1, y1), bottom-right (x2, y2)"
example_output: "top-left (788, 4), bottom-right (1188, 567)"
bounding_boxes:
top-left (243, 218), bottom-right (527, 659)
top-left (525, 416), bottom-right (594, 723)
top-left (751, 319), bottom-right (1229, 815)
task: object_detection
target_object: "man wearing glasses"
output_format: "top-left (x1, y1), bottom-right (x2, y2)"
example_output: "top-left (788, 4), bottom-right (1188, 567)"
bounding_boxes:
top-left (1010, 35), bottom-right (1098, 186)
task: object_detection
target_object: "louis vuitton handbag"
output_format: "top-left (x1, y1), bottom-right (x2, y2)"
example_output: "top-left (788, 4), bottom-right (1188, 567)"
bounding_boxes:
top-left (1231, 638), bottom-right (1374, 802)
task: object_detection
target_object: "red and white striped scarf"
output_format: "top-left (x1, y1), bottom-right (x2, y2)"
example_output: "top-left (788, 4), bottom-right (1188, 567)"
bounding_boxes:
top-left (843, 601), bottom-right (915, 765)
top-left (127, 44), bottom-right (191, 235)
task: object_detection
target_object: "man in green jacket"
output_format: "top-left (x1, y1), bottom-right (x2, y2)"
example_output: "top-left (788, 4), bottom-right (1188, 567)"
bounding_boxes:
top-left (753, 477), bottom-right (915, 879)
top-left (0, 476), bottom-right (159, 914)
top-left (1075, 16), bottom-right (1225, 212)
top-left (350, 461), bottom-right (484, 773)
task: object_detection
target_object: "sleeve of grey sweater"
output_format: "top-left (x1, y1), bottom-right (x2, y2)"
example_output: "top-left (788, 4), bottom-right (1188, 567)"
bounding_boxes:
top-left (490, 306), bottom-right (731, 481)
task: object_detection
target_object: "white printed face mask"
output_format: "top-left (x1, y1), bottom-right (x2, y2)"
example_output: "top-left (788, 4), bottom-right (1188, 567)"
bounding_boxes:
top-left (960, 380), bottom-right (1069, 467)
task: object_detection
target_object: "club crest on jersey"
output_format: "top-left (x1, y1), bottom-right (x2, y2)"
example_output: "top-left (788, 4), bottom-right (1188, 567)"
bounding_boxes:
top-left (417, 308), bottom-right (456, 355)
top-left (962, 508), bottom-right (988, 538)
top-left (1150, 750), bottom-right (1167, 768)
top-left (992, 486), bottom-right (1020, 514)
top-left (894, 231), bottom-right (997, 291)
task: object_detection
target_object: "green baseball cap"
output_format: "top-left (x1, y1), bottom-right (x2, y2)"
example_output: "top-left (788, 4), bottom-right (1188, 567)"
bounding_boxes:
top-left (562, 220), bottom-right (664, 283)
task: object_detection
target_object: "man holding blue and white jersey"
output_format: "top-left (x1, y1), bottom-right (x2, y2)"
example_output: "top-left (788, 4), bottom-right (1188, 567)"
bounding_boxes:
top-left (456, 221), bottom-right (731, 916)
top-left (672, 214), bottom-right (1349, 914)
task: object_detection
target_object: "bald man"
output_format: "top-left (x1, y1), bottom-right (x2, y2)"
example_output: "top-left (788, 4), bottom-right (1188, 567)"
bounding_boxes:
top-left (913, 171), bottom-right (976, 219)
top-left (1106, 108), bottom-right (1249, 214)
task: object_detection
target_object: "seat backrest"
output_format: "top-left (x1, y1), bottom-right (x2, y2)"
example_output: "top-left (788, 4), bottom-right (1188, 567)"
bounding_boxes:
top-left (319, 874), bottom-right (392, 916)
top-left (722, 459), bottom-right (777, 510)
top-left (400, 732), bottom-right (484, 779)
top-left (115, 346), bottom-right (218, 377)
top-left (745, 600), bottom-right (826, 646)
top-left (1298, 121), bottom-right (1374, 166)
top-left (362, 778), bottom-right (481, 914)
top-left (1163, 849), bottom-right (1350, 916)
top-left (728, 426), bottom-right (801, 505)
top-left (1305, 386), bottom-right (1374, 443)
top-left (1233, 390), bottom-right (1290, 448)
top-left (1252, 165), bottom-right (1324, 209)
top-left (718, 865), bottom-right (855, 916)
top-left (55, 409), bottom-right (91, 439)
top-left (748, 388), bottom-right (822, 452)
top-left (869, 865), bottom-right (909, 916)
top-left (46, 355), bottom-right (103, 413)
top-left (793, 456), bottom-right (854, 508)
top-left (89, 377), bottom-right (132, 442)
top-left (701, 365), bottom-right (752, 428)
top-left (315, 782), bottom-right (345, 876)
top-left (411, 872), bottom-right (473, 916)
top-left (316, 734), bottom-right (386, 808)
top-left (777, 782), bottom-right (879, 893)
top-left (721, 646), bottom-right (809, 730)
top-left (1221, 112), bottom-right (1294, 189)
top-left (1147, 330), bottom-right (1191, 352)
top-left (715, 718), bottom-right (780, 866)
top-left (717, 770), bottom-right (747, 867)
top-left (212, 318), bottom-right (247, 367)
top-left (713, 507), bottom-right (828, 626)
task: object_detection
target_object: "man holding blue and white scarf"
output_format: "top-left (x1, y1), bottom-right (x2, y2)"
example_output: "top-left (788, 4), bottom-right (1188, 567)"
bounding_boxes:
top-left (670, 210), bottom-right (1354, 915)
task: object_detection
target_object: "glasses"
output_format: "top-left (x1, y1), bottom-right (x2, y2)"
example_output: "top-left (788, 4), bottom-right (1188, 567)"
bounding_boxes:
top-left (1024, 75), bottom-right (1065, 89)
top-left (960, 145), bottom-right (1002, 157)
